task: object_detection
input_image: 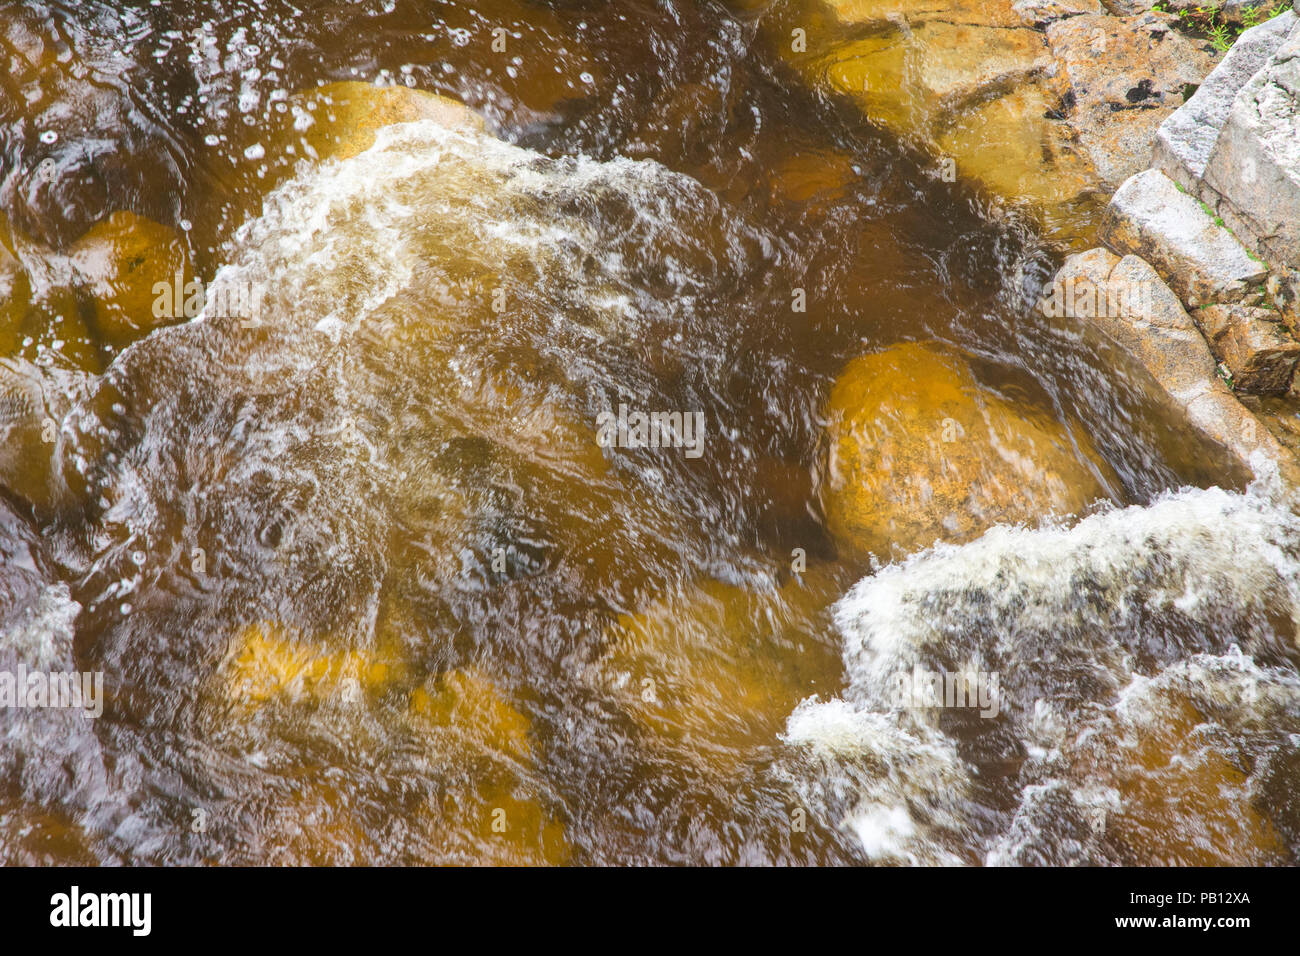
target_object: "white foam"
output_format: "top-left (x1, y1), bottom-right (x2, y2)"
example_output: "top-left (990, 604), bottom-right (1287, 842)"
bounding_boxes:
top-left (832, 481), bottom-right (1300, 707)
top-left (790, 479), bottom-right (1300, 863)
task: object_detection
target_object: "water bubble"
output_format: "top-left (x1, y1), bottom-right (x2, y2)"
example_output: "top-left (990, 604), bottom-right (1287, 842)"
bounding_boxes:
top-left (580, 72), bottom-right (595, 85)
top-left (39, 130), bottom-right (58, 145)
top-left (131, 550), bottom-right (146, 566)
top-left (243, 143), bottom-right (266, 161)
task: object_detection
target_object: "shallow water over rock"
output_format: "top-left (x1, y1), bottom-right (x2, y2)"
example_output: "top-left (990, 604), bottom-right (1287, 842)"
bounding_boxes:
top-left (1, 0), bottom-right (1298, 866)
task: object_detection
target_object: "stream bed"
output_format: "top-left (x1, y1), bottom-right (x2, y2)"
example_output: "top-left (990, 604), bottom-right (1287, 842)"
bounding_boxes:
top-left (1, 0), bottom-right (1299, 865)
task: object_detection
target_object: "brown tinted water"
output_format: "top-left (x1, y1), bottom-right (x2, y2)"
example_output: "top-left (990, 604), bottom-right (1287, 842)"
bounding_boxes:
top-left (1, 0), bottom-right (1299, 865)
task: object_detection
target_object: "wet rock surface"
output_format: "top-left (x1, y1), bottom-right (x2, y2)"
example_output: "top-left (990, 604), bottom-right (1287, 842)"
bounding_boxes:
top-left (1048, 247), bottom-right (1294, 472)
top-left (819, 340), bottom-right (1112, 560)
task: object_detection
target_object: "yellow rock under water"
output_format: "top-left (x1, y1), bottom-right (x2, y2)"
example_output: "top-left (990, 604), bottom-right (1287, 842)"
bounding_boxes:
top-left (286, 81), bottom-right (486, 164)
top-left (597, 569), bottom-right (845, 762)
top-left (820, 341), bottom-right (1112, 560)
top-left (768, 0), bottom-right (1100, 240)
top-left (220, 621), bottom-right (405, 707)
top-left (822, 22), bottom-right (1048, 132)
top-left (408, 669), bottom-right (569, 865)
top-left (822, 0), bottom-right (1024, 26)
top-left (408, 669), bottom-right (532, 761)
top-left (213, 629), bottom-right (567, 863)
top-left (67, 210), bottom-right (191, 349)
top-left (196, 81), bottom-right (485, 263)
top-left (0, 800), bottom-right (99, 866)
top-left (1081, 695), bottom-right (1281, 865)
top-left (936, 82), bottom-right (1099, 209)
top-left (1, 217), bottom-right (101, 371)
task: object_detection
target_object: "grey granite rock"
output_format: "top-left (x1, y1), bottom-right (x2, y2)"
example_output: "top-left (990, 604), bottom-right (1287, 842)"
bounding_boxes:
top-left (1202, 29), bottom-right (1300, 267)
top-left (1101, 168), bottom-right (1268, 307)
top-left (1153, 10), bottom-right (1297, 188)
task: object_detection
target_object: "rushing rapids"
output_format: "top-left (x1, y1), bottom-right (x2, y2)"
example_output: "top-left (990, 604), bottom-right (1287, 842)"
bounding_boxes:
top-left (1, 0), bottom-right (1298, 865)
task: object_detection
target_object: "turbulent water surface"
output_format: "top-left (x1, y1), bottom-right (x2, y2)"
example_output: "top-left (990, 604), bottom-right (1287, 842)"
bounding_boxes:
top-left (1, 0), bottom-right (1299, 865)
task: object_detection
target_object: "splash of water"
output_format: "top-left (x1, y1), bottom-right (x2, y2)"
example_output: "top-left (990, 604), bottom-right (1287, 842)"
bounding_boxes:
top-left (786, 475), bottom-right (1300, 864)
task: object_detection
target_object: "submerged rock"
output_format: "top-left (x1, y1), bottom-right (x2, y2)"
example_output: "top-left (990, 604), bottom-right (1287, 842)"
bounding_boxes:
top-left (407, 671), bottom-right (567, 865)
top-left (279, 81), bottom-right (486, 165)
top-left (408, 669), bottom-right (532, 761)
top-left (819, 0), bottom-right (1026, 26)
top-left (1077, 691), bottom-right (1282, 865)
top-left (67, 211), bottom-right (191, 348)
top-left (821, 22), bottom-right (1050, 132)
top-left (217, 621), bottom-right (407, 709)
top-left (935, 82), bottom-right (1097, 208)
top-left (198, 82), bottom-right (487, 260)
top-left (594, 570), bottom-right (845, 762)
top-left (819, 341), bottom-right (1112, 560)
top-left (777, 0), bottom-right (1098, 221)
top-left (0, 4), bottom-right (184, 250)
top-left (0, 357), bottom-right (79, 515)
top-left (773, 0), bottom-right (1229, 244)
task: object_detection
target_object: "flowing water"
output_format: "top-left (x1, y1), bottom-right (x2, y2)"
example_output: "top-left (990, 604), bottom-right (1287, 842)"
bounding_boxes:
top-left (1, 0), bottom-right (1298, 865)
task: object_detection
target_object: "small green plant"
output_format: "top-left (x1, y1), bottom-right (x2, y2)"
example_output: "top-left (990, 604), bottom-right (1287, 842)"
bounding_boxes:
top-left (1169, 1), bottom-right (1295, 53)
top-left (1207, 18), bottom-right (1234, 50)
